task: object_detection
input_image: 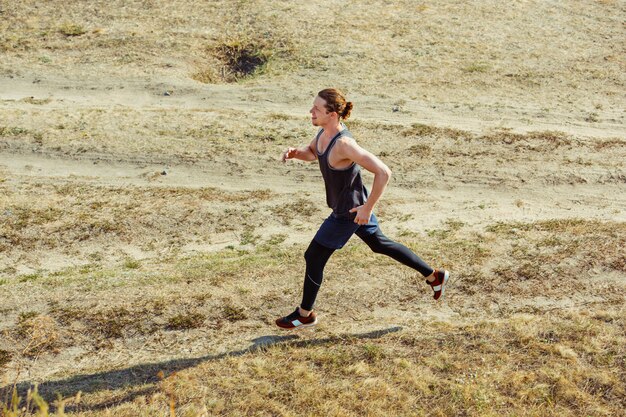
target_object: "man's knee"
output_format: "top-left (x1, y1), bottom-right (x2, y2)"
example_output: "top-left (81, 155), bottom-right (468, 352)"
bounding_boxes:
top-left (363, 231), bottom-right (391, 254)
top-left (304, 241), bottom-right (316, 263)
top-left (304, 239), bottom-right (332, 263)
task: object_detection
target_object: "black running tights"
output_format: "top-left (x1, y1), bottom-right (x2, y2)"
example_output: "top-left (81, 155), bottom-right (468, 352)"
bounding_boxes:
top-left (300, 229), bottom-right (434, 311)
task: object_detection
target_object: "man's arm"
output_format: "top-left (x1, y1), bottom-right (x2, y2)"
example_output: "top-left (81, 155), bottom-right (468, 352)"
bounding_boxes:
top-left (338, 138), bottom-right (392, 225)
top-left (281, 137), bottom-right (317, 162)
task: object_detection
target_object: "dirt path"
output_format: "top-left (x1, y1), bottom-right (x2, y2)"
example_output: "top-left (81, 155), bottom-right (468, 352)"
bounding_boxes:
top-left (3, 75), bottom-right (625, 139)
top-left (2, 149), bottom-right (624, 273)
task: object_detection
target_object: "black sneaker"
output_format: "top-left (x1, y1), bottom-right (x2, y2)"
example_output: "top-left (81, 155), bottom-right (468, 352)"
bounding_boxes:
top-left (275, 308), bottom-right (318, 330)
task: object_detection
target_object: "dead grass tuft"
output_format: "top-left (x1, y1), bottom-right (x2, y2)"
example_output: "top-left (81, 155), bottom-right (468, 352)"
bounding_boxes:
top-left (15, 315), bottom-right (60, 358)
top-left (223, 305), bottom-right (247, 322)
top-left (123, 258), bottom-right (141, 270)
top-left (593, 137), bottom-right (626, 150)
top-left (401, 123), bottom-right (468, 140)
top-left (50, 305), bottom-right (85, 326)
top-left (407, 143), bottom-right (432, 157)
top-left (212, 37), bottom-right (271, 81)
top-left (0, 349), bottom-right (11, 368)
top-left (167, 312), bottom-right (206, 331)
top-left (86, 308), bottom-right (134, 340)
top-left (58, 22), bottom-right (87, 37)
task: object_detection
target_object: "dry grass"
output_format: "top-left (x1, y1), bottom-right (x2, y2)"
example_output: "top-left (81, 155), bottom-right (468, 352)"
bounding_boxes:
top-left (1, 0), bottom-right (623, 111)
top-left (486, 219), bottom-right (626, 288)
top-left (167, 313), bottom-right (206, 331)
top-left (192, 32), bottom-right (299, 84)
top-left (156, 311), bottom-right (624, 417)
top-left (0, 182), bottom-right (279, 256)
top-left (0, 119), bottom-right (623, 415)
top-left (1, 0), bottom-right (624, 415)
top-left (15, 315), bottom-right (58, 353)
top-left (7, 309), bottom-right (621, 416)
top-left (2, 218), bottom-right (624, 415)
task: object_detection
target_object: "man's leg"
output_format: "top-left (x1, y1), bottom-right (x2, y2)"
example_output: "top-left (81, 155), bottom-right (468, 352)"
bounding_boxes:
top-left (275, 239), bottom-right (335, 329)
top-left (276, 214), bottom-right (356, 329)
top-left (358, 228), bottom-right (449, 300)
top-left (359, 228), bottom-right (433, 277)
top-left (300, 239), bottom-right (335, 314)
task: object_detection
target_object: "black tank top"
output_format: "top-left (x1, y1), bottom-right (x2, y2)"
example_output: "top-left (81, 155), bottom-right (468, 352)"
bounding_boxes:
top-left (315, 126), bottom-right (369, 219)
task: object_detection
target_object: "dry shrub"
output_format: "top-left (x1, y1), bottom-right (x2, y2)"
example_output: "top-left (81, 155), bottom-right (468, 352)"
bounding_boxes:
top-left (16, 315), bottom-right (60, 358)
top-left (213, 37), bottom-right (272, 80)
top-left (193, 31), bottom-right (299, 83)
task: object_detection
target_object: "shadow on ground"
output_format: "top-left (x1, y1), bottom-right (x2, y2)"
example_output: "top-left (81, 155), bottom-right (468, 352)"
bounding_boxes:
top-left (3, 326), bottom-right (402, 412)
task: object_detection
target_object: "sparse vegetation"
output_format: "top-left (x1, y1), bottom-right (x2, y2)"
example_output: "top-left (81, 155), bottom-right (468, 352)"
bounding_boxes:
top-left (14, 315), bottom-right (60, 358)
top-left (58, 23), bottom-right (86, 37)
top-left (272, 198), bottom-right (320, 226)
top-left (0, 349), bottom-right (11, 368)
top-left (222, 305), bottom-right (247, 322)
top-left (167, 312), bottom-right (206, 331)
top-left (463, 62), bottom-right (490, 73)
top-left (1, 218), bottom-right (624, 414)
top-left (123, 258), bottom-right (141, 269)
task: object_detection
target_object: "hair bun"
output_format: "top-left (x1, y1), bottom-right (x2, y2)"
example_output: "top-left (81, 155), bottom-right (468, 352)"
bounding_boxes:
top-left (342, 101), bottom-right (353, 120)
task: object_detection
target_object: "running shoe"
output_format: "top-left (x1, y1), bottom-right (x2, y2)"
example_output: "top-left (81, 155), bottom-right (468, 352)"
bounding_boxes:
top-left (427, 269), bottom-right (449, 300)
top-left (275, 308), bottom-right (318, 329)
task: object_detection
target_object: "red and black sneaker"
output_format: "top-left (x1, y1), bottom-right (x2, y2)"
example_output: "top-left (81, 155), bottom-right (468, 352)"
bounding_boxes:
top-left (427, 269), bottom-right (449, 300)
top-left (275, 308), bottom-right (318, 330)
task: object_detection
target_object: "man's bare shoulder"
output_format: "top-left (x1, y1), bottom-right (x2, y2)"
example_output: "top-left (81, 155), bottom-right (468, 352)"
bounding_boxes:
top-left (335, 135), bottom-right (358, 148)
top-left (333, 136), bottom-right (365, 160)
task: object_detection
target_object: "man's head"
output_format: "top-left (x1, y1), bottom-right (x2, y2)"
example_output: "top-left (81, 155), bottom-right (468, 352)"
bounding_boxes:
top-left (310, 88), bottom-right (353, 127)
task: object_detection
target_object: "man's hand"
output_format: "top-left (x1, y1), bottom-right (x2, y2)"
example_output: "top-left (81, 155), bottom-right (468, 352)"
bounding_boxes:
top-left (281, 140), bottom-right (317, 163)
top-left (281, 147), bottom-right (299, 162)
top-left (349, 205), bottom-right (372, 225)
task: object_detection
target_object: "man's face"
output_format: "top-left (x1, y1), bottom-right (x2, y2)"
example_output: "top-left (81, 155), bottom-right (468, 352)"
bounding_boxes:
top-left (310, 96), bottom-right (334, 126)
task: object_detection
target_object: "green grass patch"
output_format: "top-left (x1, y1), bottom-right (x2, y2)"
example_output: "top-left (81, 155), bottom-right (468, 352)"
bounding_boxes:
top-left (123, 258), bottom-right (141, 269)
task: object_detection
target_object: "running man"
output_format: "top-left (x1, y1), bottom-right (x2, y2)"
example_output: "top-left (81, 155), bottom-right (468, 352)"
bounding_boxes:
top-left (276, 88), bottom-right (449, 329)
